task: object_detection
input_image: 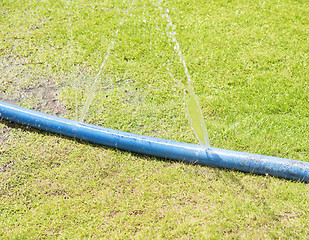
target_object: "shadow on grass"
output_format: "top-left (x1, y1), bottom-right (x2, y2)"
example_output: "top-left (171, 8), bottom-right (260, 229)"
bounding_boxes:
top-left (0, 117), bottom-right (174, 164)
top-left (1, 117), bottom-right (299, 188)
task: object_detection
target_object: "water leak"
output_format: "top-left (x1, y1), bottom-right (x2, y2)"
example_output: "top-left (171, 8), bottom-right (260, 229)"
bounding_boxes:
top-left (65, 0), bottom-right (78, 120)
top-left (78, 1), bottom-right (134, 122)
top-left (187, 85), bottom-right (210, 147)
top-left (74, 0), bottom-right (209, 148)
top-left (79, 33), bottom-right (118, 122)
top-left (156, 1), bottom-right (210, 148)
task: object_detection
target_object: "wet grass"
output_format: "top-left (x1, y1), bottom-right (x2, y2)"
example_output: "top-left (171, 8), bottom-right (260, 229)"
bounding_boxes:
top-left (1, 0), bottom-right (309, 239)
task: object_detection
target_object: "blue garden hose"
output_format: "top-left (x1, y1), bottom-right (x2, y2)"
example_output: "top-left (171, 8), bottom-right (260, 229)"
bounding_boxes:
top-left (0, 100), bottom-right (308, 182)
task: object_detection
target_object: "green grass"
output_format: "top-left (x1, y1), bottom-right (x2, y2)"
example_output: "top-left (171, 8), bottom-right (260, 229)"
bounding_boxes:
top-left (1, 0), bottom-right (309, 238)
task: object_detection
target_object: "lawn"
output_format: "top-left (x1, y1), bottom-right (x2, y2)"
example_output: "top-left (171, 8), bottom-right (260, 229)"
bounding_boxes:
top-left (0, 0), bottom-right (308, 238)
